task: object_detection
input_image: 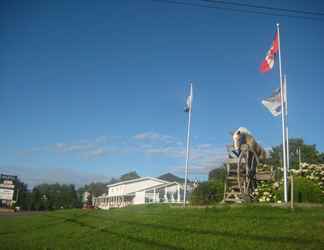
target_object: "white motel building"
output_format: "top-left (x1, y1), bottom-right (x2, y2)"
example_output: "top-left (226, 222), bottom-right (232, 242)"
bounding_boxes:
top-left (94, 177), bottom-right (191, 209)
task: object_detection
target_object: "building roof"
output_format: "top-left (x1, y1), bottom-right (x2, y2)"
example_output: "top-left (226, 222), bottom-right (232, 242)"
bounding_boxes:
top-left (106, 176), bottom-right (169, 188)
top-left (134, 181), bottom-right (181, 193)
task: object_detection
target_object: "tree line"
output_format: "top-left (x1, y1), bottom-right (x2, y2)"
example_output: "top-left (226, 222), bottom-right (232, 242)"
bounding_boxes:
top-left (12, 171), bottom-right (141, 211)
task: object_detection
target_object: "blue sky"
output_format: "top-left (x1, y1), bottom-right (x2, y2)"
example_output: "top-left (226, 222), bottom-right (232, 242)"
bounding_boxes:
top-left (1, 0), bottom-right (324, 187)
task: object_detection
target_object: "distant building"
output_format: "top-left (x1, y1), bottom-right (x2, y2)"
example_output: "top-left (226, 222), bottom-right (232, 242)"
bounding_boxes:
top-left (94, 177), bottom-right (192, 209)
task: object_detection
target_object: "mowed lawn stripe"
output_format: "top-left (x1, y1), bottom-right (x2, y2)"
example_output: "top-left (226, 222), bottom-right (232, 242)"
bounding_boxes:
top-left (86, 206), bottom-right (323, 249)
top-left (0, 205), bottom-right (323, 249)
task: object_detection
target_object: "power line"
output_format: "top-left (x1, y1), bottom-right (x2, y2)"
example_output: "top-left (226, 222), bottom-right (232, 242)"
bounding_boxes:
top-left (201, 0), bottom-right (324, 17)
top-left (152, 0), bottom-right (324, 22)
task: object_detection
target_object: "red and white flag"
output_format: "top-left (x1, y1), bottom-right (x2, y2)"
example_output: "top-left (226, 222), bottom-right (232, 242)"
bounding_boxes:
top-left (260, 31), bottom-right (279, 73)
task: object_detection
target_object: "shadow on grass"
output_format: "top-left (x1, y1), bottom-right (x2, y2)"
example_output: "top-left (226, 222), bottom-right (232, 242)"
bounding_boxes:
top-left (88, 213), bottom-right (322, 247)
top-left (63, 216), bottom-right (185, 250)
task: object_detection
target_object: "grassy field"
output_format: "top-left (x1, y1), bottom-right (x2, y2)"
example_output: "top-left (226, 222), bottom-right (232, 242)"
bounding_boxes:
top-left (0, 204), bottom-right (324, 250)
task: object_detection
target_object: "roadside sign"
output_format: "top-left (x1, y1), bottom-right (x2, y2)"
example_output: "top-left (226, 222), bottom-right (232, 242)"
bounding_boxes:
top-left (0, 183), bottom-right (15, 189)
top-left (0, 174), bottom-right (17, 181)
top-left (0, 188), bottom-right (14, 200)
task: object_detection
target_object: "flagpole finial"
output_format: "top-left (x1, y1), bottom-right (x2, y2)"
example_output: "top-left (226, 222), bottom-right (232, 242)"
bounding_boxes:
top-left (276, 23), bottom-right (280, 27)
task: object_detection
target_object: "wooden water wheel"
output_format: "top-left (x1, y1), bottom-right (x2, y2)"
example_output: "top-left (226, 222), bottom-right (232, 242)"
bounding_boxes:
top-left (237, 144), bottom-right (258, 196)
top-left (224, 144), bottom-right (259, 203)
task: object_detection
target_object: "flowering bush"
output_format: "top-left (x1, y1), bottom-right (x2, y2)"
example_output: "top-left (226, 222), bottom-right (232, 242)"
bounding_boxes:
top-left (252, 181), bottom-right (279, 203)
top-left (257, 164), bottom-right (273, 172)
top-left (250, 164), bottom-right (279, 203)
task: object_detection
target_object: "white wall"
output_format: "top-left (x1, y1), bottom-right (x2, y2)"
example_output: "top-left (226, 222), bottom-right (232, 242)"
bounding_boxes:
top-left (165, 184), bottom-right (180, 193)
top-left (133, 191), bottom-right (145, 204)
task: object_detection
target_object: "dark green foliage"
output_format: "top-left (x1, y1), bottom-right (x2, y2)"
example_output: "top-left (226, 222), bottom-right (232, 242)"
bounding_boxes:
top-left (190, 181), bottom-right (224, 205)
top-left (158, 173), bottom-right (185, 183)
top-left (208, 166), bottom-right (226, 182)
top-left (13, 179), bottom-right (31, 210)
top-left (292, 177), bottom-right (324, 203)
top-left (275, 177), bottom-right (324, 203)
top-left (30, 183), bottom-right (80, 210)
top-left (107, 177), bottom-right (119, 185)
top-left (77, 182), bottom-right (107, 197)
top-left (190, 166), bottom-right (225, 205)
top-left (318, 152), bottom-right (324, 164)
top-left (267, 138), bottom-right (323, 170)
top-left (120, 171), bottom-right (140, 181)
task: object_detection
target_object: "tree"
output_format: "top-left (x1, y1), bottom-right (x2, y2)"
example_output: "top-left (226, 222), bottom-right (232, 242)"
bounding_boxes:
top-left (190, 181), bottom-right (224, 205)
top-left (318, 152), bottom-right (324, 164)
top-left (77, 182), bottom-right (109, 203)
top-left (13, 178), bottom-right (31, 210)
top-left (190, 166), bottom-right (225, 205)
top-left (267, 138), bottom-right (322, 169)
top-left (31, 187), bottom-right (42, 210)
top-left (120, 171), bottom-right (140, 181)
top-left (31, 183), bottom-right (80, 210)
top-left (208, 165), bottom-right (226, 182)
top-left (158, 173), bottom-right (185, 183)
top-left (107, 178), bottom-right (119, 185)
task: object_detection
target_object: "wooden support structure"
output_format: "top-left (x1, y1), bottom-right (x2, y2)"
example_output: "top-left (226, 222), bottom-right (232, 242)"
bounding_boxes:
top-left (224, 144), bottom-right (273, 203)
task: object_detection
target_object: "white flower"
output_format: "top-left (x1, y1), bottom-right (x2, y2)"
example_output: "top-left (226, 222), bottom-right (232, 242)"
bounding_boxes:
top-left (273, 182), bottom-right (279, 188)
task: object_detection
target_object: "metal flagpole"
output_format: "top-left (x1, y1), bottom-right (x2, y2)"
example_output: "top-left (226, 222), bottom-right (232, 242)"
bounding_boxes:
top-left (284, 75), bottom-right (290, 179)
top-left (277, 23), bottom-right (288, 203)
top-left (298, 147), bottom-right (301, 170)
top-left (183, 82), bottom-right (193, 206)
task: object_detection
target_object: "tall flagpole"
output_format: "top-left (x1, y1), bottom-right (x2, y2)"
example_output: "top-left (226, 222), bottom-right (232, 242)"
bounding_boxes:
top-left (183, 82), bottom-right (193, 206)
top-left (284, 75), bottom-right (290, 179)
top-left (277, 23), bottom-right (288, 203)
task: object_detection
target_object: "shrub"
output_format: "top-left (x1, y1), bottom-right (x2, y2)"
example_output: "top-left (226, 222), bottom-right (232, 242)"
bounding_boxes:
top-left (190, 180), bottom-right (224, 205)
top-left (275, 176), bottom-right (324, 203)
top-left (292, 176), bottom-right (324, 203)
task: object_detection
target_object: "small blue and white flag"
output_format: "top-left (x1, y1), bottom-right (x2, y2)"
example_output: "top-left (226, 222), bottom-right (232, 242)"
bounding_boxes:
top-left (262, 88), bottom-right (282, 116)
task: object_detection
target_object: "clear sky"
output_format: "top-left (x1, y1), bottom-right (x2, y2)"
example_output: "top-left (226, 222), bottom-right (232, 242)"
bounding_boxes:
top-left (1, 0), bottom-right (324, 187)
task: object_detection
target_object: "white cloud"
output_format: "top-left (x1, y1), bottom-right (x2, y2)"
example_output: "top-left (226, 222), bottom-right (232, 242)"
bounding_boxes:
top-left (52, 142), bottom-right (95, 153)
top-left (83, 148), bottom-right (110, 160)
top-left (173, 146), bottom-right (227, 175)
top-left (133, 132), bottom-right (177, 144)
top-left (133, 132), bottom-right (227, 174)
top-left (19, 136), bottom-right (112, 160)
top-left (18, 132), bottom-right (227, 170)
top-left (134, 132), bottom-right (161, 140)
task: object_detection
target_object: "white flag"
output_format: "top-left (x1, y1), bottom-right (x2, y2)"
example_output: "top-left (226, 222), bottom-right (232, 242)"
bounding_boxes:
top-left (184, 83), bottom-right (193, 112)
top-left (262, 88), bottom-right (282, 117)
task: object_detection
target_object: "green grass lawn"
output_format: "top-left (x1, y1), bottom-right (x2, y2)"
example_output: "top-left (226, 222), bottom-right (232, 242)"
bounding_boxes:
top-left (0, 204), bottom-right (324, 250)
